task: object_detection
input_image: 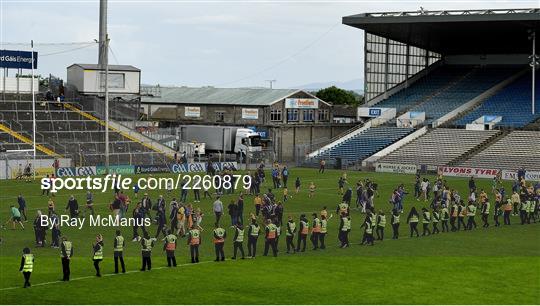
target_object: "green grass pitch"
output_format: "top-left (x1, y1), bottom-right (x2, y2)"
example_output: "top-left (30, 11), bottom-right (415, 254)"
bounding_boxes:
top-left (0, 168), bottom-right (538, 304)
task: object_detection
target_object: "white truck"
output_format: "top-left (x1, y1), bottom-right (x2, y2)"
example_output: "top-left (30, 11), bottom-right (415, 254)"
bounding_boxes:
top-left (177, 125), bottom-right (262, 157)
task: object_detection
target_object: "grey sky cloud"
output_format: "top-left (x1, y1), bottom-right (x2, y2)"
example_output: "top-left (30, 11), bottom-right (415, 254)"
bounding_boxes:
top-left (1, 1), bottom-right (538, 89)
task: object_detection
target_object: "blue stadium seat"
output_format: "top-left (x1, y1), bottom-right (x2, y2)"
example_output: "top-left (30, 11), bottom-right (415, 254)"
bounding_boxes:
top-left (455, 73), bottom-right (540, 128)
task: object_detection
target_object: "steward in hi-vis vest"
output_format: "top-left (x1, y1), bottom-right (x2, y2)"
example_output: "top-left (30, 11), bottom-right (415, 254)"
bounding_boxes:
top-left (114, 230), bottom-right (126, 273)
top-left (247, 219), bottom-right (260, 258)
top-left (421, 208), bottom-right (431, 236)
top-left (466, 202), bottom-right (477, 230)
top-left (60, 236), bottom-right (73, 281)
top-left (286, 216), bottom-right (296, 253)
top-left (140, 234), bottom-right (155, 271)
top-left (296, 214), bottom-right (309, 252)
top-left (391, 209), bottom-right (400, 239)
top-left (163, 230), bottom-right (177, 267)
top-left (310, 214), bottom-right (321, 250)
top-left (187, 224), bottom-right (201, 263)
top-left (231, 222), bottom-right (245, 260)
top-left (432, 209), bottom-right (441, 234)
top-left (338, 212), bottom-right (351, 248)
top-left (19, 247), bottom-right (34, 288)
top-left (213, 224), bottom-right (226, 262)
top-left (92, 234), bottom-right (104, 277)
top-left (264, 219), bottom-right (278, 257)
top-left (376, 210), bottom-right (386, 241)
top-left (319, 214), bottom-right (328, 249)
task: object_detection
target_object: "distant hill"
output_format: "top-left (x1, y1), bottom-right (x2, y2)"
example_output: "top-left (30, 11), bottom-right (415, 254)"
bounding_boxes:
top-left (292, 78), bottom-right (364, 94)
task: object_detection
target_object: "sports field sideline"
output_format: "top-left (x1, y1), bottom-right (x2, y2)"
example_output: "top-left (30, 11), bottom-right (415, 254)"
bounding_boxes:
top-left (0, 168), bottom-right (538, 304)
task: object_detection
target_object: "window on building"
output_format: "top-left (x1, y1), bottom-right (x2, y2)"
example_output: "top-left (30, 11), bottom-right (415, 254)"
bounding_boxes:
top-left (270, 109), bottom-right (282, 121)
top-left (318, 109), bottom-right (329, 121)
top-left (99, 72), bottom-right (125, 89)
top-left (287, 109), bottom-right (299, 122)
top-left (303, 110), bottom-right (314, 122)
top-left (215, 111), bottom-right (225, 122)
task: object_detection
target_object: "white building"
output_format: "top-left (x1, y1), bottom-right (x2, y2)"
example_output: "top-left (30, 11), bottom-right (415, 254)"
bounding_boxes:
top-left (66, 64), bottom-right (141, 95)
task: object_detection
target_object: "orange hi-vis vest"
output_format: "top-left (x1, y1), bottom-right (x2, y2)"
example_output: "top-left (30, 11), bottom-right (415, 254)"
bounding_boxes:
top-left (165, 234), bottom-right (177, 251)
top-left (189, 229), bottom-right (200, 245)
top-left (451, 205), bottom-right (458, 217)
top-left (312, 218), bottom-right (321, 233)
top-left (213, 228), bottom-right (225, 244)
top-left (266, 223), bottom-right (277, 239)
top-left (504, 202), bottom-right (512, 211)
top-left (300, 220), bottom-right (309, 235)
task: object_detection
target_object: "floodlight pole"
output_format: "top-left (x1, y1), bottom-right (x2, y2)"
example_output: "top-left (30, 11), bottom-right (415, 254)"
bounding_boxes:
top-left (104, 34), bottom-right (110, 173)
top-left (532, 31), bottom-right (536, 115)
top-left (31, 40), bottom-right (36, 180)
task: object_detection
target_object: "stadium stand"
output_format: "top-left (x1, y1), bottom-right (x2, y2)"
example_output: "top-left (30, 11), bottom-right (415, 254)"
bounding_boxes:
top-left (455, 73), bottom-right (540, 128)
top-left (0, 100), bottom-right (169, 165)
top-left (458, 130), bottom-right (540, 171)
top-left (376, 128), bottom-right (500, 167)
top-left (374, 65), bottom-right (520, 123)
top-left (313, 126), bottom-right (413, 164)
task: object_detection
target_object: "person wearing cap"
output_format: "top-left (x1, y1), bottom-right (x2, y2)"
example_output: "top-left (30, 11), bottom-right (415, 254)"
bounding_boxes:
top-left (19, 247), bottom-right (34, 288)
top-left (60, 236), bottom-right (73, 281)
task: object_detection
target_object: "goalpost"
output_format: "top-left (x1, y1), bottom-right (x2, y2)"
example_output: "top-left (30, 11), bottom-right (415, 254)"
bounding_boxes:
top-left (0, 149), bottom-right (35, 180)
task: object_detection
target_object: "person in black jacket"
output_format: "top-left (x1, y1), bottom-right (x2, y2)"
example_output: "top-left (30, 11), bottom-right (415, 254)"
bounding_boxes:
top-left (65, 195), bottom-right (78, 218)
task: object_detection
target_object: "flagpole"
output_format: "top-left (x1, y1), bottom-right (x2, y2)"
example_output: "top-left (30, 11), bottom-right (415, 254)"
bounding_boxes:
top-left (31, 40), bottom-right (36, 180)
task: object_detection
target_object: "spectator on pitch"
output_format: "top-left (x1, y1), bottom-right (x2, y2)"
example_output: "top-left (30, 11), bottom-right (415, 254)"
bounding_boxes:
top-left (319, 159), bottom-right (325, 173)
top-left (85, 191), bottom-right (95, 217)
top-left (48, 197), bottom-right (55, 216)
top-left (309, 182), bottom-right (316, 198)
top-left (132, 202), bottom-right (147, 242)
top-left (4, 205), bottom-right (25, 230)
top-left (281, 166), bottom-right (289, 188)
top-left (342, 187), bottom-right (352, 205)
top-left (237, 193), bottom-right (245, 225)
top-left (65, 195), bottom-right (79, 218)
top-left (228, 200), bottom-right (238, 226)
top-left (17, 194), bottom-right (27, 222)
top-left (24, 163), bottom-right (32, 182)
top-left (141, 193), bottom-right (152, 219)
top-left (213, 196), bottom-right (224, 225)
top-left (42, 175), bottom-right (51, 196)
top-left (33, 210), bottom-right (46, 247)
top-left (50, 211), bottom-right (60, 248)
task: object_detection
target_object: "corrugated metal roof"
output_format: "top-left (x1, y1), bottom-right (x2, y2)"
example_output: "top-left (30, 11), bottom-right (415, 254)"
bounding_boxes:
top-left (68, 63), bottom-right (141, 72)
top-left (141, 87), bottom-right (309, 106)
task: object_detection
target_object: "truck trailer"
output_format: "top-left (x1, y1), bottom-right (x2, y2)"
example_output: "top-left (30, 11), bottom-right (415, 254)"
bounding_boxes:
top-left (177, 125), bottom-right (262, 156)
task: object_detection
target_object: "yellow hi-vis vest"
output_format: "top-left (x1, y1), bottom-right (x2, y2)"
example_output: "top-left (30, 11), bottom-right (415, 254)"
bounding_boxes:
top-left (189, 229), bottom-right (200, 245)
top-left (378, 215), bottom-right (386, 227)
top-left (235, 228), bottom-right (244, 242)
top-left (320, 219), bottom-right (327, 233)
top-left (213, 228), bottom-right (226, 243)
top-left (114, 236), bottom-right (124, 252)
top-left (287, 222), bottom-right (296, 236)
top-left (392, 214), bottom-right (400, 224)
top-left (422, 212), bottom-right (431, 224)
top-left (61, 241), bottom-right (72, 257)
top-left (266, 223), bottom-right (277, 239)
top-left (142, 238), bottom-right (153, 252)
top-left (22, 254), bottom-right (33, 272)
top-left (345, 218), bottom-right (351, 230)
top-left (312, 218), bottom-right (321, 233)
top-left (365, 222), bottom-right (373, 234)
top-left (93, 243), bottom-right (103, 260)
top-left (250, 224), bottom-right (260, 237)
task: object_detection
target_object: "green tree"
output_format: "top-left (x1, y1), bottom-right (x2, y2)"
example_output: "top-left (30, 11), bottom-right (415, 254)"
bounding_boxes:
top-left (315, 86), bottom-right (363, 106)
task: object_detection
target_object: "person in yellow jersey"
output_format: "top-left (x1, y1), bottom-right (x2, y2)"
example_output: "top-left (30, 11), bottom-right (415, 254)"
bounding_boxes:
top-left (320, 206), bottom-right (328, 219)
top-left (285, 215), bottom-right (296, 253)
top-left (375, 210), bottom-right (386, 241)
top-left (113, 230), bottom-right (126, 273)
top-left (60, 236), bottom-right (73, 281)
top-left (187, 223), bottom-right (201, 263)
top-left (92, 234), bottom-right (104, 277)
top-left (163, 229), bottom-right (177, 267)
top-left (296, 214), bottom-right (309, 252)
top-left (263, 219), bottom-right (278, 257)
top-left (231, 222), bottom-right (245, 260)
top-left (19, 247), bottom-right (34, 288)
top-left (247, 218), bottom-right (260, 258)
top-left (336, 202), bottom-right (349, 217)
top-left (213, 223), bottom-right (226, 262)
top-left (140, 233), bottom-right (155, 271)
top-left (319, 214), bottom-right (329, 249)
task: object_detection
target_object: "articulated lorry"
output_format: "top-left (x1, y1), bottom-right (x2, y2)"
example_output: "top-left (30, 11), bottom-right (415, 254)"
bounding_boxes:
top-left (177, 125), bottom-right (262, 156)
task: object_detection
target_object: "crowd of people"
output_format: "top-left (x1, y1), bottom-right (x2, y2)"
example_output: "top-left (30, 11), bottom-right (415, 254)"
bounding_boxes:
top-left (6, 163), bottom-right (540, 288)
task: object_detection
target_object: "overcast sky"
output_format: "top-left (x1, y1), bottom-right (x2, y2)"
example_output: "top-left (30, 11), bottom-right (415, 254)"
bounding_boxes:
top-left (1, 0), bottom-right (538, 89)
